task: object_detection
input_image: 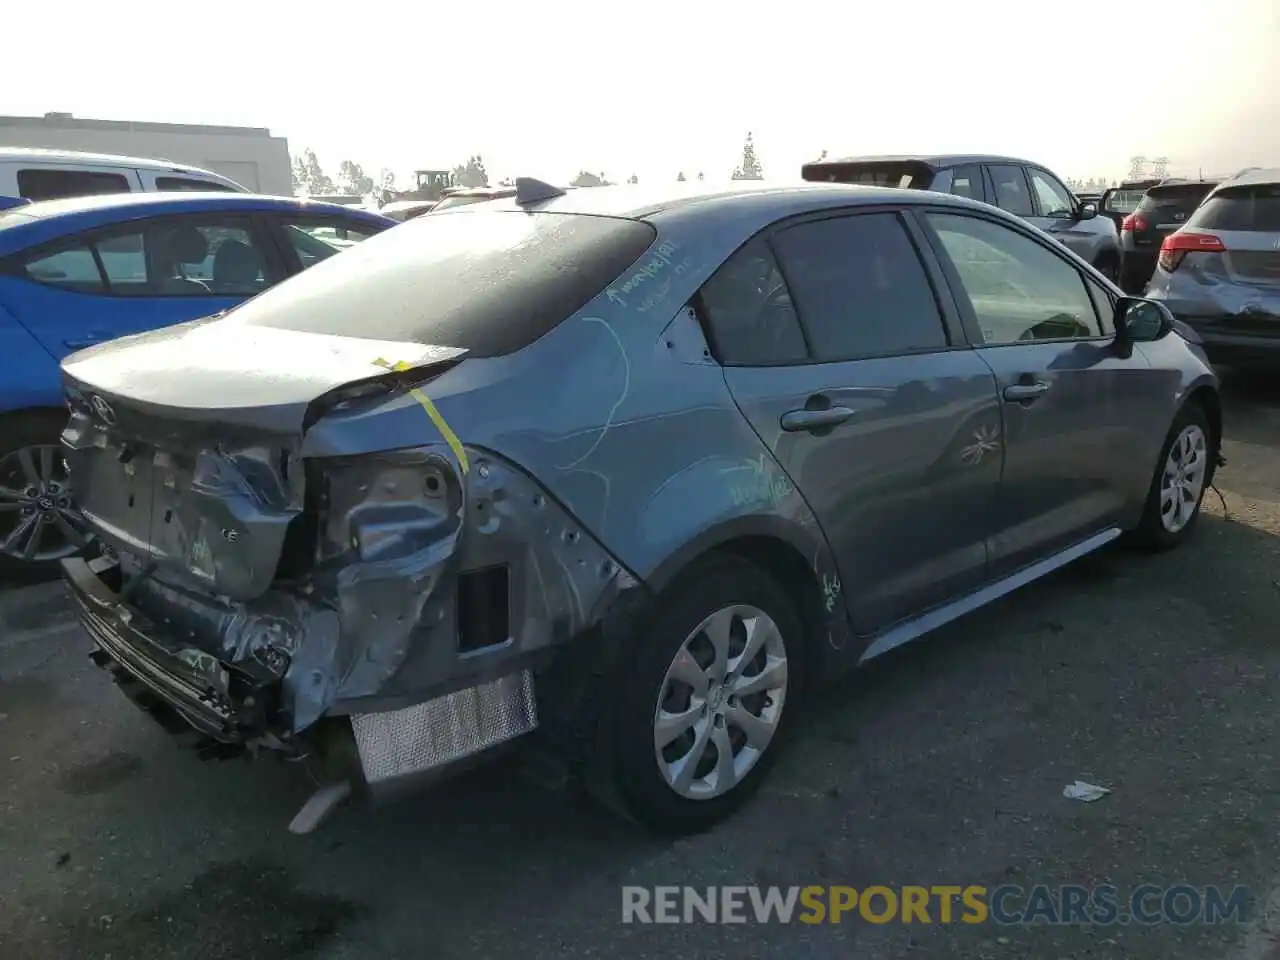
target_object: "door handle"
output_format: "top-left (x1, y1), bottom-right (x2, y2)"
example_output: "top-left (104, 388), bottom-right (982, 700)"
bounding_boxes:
top-left (780, 406), bottom-right (854, 432)
top-left (1002, 381), bottom-right (1050, 402)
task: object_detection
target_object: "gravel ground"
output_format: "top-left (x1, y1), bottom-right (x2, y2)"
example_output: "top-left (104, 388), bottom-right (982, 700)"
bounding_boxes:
top-left (3, 374), bottom-right (1280, 960)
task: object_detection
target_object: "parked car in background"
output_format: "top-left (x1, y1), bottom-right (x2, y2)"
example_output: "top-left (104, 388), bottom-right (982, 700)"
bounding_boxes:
top-left (1117, 179), bottom-right (1218, 294)
top-left (379, 198), bottom-right (441, 222)
top-left (59, 179), bottom-right (1219, 835)
top-left (0, 192), bottom-right (394, 574)
top-left (428, 184), bottom-right (519, 211)
top-left (1098, 178), bottom-right (1161, 233)
top-left (801, 154), bottom-right (1122, 282)
top-left (0, 148), bottom-right (246, 201)
top-left (1145, 168), bottom-right (1280, 369)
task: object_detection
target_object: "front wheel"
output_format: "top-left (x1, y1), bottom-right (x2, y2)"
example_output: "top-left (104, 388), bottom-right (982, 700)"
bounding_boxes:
top-left (588, 554), bottom-right (803, 834)
top-left (1128, 403), bottom-right (1214, 551)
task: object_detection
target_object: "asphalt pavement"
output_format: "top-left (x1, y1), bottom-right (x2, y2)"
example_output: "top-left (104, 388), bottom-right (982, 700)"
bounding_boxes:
top-left (4, 374), bottom-right (1280, 960)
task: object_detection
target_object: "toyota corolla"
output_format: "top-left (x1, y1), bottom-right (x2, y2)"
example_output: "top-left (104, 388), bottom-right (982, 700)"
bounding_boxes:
top-left (58, 178), bottom-right (1221, 834)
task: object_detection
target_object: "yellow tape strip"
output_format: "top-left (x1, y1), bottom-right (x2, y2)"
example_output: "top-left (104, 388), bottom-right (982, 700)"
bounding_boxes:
top-left (372, 357), bottom-right (470, 474)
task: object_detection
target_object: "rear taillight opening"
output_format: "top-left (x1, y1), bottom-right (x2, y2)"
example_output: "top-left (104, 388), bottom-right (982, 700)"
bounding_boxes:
top-left (1158, 231), bottom-right (1225, 272)
top-left (1121, 214), bottom-right (1148, 233)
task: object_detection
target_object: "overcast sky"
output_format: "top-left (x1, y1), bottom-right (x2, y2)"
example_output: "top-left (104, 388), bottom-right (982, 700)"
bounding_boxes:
top-left (4, 0), bottom-right (1277, 184)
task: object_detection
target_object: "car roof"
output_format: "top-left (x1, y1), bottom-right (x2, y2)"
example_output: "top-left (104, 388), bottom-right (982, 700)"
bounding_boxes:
top-left (0, 192), bottom-right (394, 257)
top-left (0, 146), bottom-right (233, 177)
top-left (446, 179), bottom-right (996, 227)
top-left (1218, 166), bottom-right (1280, 189)
top-left (804, 153), bottom-right (1043, 171)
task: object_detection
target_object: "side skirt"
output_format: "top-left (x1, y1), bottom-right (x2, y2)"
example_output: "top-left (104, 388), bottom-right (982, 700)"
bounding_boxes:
top-left (857, 528), bottom-right (1123, 665)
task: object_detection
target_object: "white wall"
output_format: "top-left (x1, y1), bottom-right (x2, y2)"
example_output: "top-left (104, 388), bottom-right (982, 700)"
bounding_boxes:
top-left (0, 115), bottom-right (292, 196)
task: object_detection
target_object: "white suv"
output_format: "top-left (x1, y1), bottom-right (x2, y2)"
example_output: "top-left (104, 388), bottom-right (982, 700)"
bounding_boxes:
top-left (0, 148), bottom-right (246, 205)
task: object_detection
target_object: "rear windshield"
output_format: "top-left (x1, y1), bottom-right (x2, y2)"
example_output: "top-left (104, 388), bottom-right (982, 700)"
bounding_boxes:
top-left (1137, 182), bottom-right (1215, 214)
top-left (800, 162), bottom-right (933, 189)
top-left (226, 210), bottom-right (657, 356)
top-left (1106, 190), bottom-right (1147, 214)
top-left (1187, 184), bottom-right (1280, 231)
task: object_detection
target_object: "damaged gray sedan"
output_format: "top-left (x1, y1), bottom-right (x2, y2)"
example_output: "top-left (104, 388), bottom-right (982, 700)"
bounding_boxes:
top-left (59, 178), bottom-right (1221, 834)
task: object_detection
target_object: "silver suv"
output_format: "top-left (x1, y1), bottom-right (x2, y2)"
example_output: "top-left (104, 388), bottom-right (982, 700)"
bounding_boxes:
top-left (1144, 167), bottom-right (1280, 369)
top-left (801, 154), bottom-right (1122, 282)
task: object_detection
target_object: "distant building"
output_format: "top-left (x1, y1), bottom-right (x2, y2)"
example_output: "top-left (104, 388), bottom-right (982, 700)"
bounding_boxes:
top-left (0, 112), bottom-right (292, 195)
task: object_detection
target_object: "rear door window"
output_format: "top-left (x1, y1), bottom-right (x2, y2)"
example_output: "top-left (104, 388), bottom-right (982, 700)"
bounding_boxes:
top-left (229, 210), bottom-right (657, 357)
top-left (986, 165), bottom-right (1034, 217)
top-left (947, 164), bottom-right (985, 202)
top-left (697, 237), bottom-right (808, 365)
top-left (1187, 184), bottom-right (1280, 231)
top-left (16, 168), bottom-right (132, 201)
top-left (160, 222), bottom-right (273, 296)
top-left (770, 212), bottom-right (949, 361)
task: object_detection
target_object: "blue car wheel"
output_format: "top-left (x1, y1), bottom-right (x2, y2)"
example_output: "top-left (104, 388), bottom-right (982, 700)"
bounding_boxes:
top-left (0, 410), bottom-right (94, 578)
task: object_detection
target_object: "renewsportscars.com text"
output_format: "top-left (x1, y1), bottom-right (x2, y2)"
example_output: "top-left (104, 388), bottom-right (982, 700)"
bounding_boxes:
top-left (621, 884), bottom-right (1250, 926)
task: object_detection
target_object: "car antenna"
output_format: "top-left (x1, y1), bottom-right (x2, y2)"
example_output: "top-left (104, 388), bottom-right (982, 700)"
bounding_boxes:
top-left (514, 177), bottom-right (566, 205)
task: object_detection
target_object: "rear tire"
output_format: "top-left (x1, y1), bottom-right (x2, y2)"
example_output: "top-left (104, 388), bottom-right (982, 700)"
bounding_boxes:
top-left (0, 409), bottom-right (92, 584)
top-left (1094, 253), bottom-right (1120, 285)
top-left (1128, 402), bottom-right (1214, 551)
top-left (587, 553), bottom-right (804, 834)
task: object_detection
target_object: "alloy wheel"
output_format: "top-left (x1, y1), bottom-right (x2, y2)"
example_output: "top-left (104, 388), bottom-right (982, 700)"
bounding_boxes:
top-left (0, 444), bottom-right (92, 563)
top-left (652, 604), bottom-right (789, 800)
top-left (1159, 424), bottom-right (1208, 534)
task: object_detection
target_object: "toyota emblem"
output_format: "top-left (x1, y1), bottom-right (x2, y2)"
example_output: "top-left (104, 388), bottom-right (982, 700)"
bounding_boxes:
top-left (90, 394), bottom-right (116, 425)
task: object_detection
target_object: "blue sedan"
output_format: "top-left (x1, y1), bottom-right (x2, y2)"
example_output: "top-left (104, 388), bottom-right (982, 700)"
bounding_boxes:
top-left (0, 192), bottom-right (395, 573)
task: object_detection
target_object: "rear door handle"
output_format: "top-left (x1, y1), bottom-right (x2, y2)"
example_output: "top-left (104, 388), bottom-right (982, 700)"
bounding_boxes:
top-left (1002, 381), bottom-right (1050, 402)
top-left (780, 406), bottom-right (854, 432)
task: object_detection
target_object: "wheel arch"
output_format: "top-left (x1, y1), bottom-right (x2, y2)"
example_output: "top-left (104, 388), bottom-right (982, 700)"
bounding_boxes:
top-left (643, 514), bottom-right (839, 691)
top-left (1182, 381), bottom-right (1223, 480)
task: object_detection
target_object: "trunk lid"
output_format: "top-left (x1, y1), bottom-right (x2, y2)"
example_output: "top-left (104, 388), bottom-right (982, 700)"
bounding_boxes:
top-left (1128, 182), bottom-right (1216, 247)
top-left (61, 316), bottom-right (467, 601)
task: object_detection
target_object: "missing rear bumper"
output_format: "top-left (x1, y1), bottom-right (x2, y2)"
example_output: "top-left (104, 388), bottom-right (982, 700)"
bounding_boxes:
top-left (66, 554), bottom-right (275, 745)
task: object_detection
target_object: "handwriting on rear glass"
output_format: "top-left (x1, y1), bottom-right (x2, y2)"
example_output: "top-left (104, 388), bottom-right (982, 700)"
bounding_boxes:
top-left (721, 454), bottom-right (794, 509)
top-left (605, 241), bottom-right (690, 308)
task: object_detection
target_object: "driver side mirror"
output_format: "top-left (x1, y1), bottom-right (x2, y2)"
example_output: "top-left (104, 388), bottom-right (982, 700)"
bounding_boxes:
top-left (1114, 297), bottom-right (1174, 346)
top-left (1076, 200), bottom-right (1098, 220)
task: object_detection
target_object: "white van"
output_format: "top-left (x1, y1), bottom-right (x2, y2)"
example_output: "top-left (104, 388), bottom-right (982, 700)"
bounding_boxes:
top-left (0, 147), bottom-right (247, 202)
